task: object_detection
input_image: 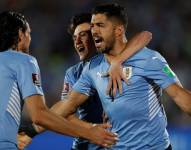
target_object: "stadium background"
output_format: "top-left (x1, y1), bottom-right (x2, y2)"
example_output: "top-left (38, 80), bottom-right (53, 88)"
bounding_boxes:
top-left (1, 0), bottom-right (191, 149)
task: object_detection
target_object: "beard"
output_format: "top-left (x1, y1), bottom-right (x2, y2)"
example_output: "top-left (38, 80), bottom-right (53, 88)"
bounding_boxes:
top-left (94, 30), bottom-right (116, 54)
top-left (98, 46), bottom-right (111, 54)
top-left (99, 38), bottom-right (115, 54)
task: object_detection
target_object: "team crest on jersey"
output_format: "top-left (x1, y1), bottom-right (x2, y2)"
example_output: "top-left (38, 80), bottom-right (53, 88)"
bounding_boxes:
top-left (123, 66), bottom-right (132, 80)
top-left (32, 73), bottom-right (41, 86)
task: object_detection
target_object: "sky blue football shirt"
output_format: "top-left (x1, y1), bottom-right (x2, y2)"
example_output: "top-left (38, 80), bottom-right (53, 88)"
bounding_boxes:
top-left (0, 49), bottom-right (43, 149)
top-left (61, 61), bottom-right (103, 150)
top-left (73, 47), bottom-right (179, 150)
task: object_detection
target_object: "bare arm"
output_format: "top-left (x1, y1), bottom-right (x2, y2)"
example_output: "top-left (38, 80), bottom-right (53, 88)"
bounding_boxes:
top-left (165, 83), bottom-right (191, 115)
top-left (34, 95), bottom-right (94, 133)
top-left (25, 94), bottom-right (117, 147)
top-left (51, 100), bottom-right (93, 129)
top-left (26, 95), bottom-right (89, 137)
top-left (105, 31), bottom-right (152, 96)
top-left (17, 93), bottom-right (99, 149)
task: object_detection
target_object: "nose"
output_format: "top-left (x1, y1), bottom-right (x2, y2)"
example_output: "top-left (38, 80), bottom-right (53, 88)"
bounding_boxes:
top-left (91, 25), bottom-right (99, 35)
top-left (91, 26), bottom-right (95, 34)
top-left (75, 35), bottom-right (82, 45)
top-left (29, 34), bottom-right (31, 42)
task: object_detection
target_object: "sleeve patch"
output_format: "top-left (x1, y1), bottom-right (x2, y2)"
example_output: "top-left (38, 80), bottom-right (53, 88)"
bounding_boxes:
top-left (32, 73), bottom-right (41, 86)
top-left (162, 65), bottom-right (175, 77)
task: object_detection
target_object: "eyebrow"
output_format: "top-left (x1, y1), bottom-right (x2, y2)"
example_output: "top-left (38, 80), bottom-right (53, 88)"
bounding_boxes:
top-left (73, 29), bottom-right (91, 36)
top-left (79, 29), bottom-right (91, 33)
top-left (91, 22), bottom-right (104, 26)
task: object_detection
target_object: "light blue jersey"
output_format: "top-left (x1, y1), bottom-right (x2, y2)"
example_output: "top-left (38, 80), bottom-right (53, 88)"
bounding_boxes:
top-left (0, 49), bottom-right (43, 149)
top-left (61, 61), bottom-right (103, 150)
top-left (73, 47), bottom-right (178, 150)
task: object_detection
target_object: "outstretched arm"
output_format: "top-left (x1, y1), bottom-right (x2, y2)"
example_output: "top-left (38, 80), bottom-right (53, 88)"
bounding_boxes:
top-left (17, 96), bottom-right (98, 150)
top-left (51, 100), bottom-right (94, 129)
top-left (51, 91), bottom-right (117, 147)
top-left (25, 94), bottom-right (117, 148)
top-left (165, 83), bottom-right (191, 115)
top-left (105, 31), bottom-right (152, 96)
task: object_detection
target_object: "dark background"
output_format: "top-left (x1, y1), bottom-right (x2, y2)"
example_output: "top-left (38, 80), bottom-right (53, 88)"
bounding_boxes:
top-left (1, 0), bottom-right (191, 149)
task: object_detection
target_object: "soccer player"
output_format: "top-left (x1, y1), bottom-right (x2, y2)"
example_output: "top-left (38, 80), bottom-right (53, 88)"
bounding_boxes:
top-left (0, 11), bottom-right (118, 150)
top-left (17, 12), bottom-right (152, 150)
top-left (56, 13), bottom-right (152, 150)
top-left (60, 13), bottom-right (104, 150)
top-left (59, 3), bottom-right (191, 150)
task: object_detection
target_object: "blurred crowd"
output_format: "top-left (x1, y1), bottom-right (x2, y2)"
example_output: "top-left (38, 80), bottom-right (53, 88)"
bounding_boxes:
top-left (0, 0), bottom-right (191, 126)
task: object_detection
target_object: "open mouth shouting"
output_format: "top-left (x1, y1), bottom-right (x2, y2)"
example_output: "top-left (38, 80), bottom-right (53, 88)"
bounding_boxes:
top-left (93, 36), bottom-right (103, 48)
top-left (76, 45), bottom-right (85, 53)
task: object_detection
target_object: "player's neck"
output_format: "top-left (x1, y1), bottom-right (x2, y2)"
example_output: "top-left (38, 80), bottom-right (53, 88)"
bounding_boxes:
top-left (109, 36), bottom-right (127, 56)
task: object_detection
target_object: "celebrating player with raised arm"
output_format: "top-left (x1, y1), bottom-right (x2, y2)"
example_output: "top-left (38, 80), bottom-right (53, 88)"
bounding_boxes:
top-left (17, 12), bottom-right (152, 150)
top-left (57, 3), bottom-right (191, 150)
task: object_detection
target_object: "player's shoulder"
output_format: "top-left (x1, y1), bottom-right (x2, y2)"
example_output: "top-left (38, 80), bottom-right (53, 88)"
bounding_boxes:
top-left (0, 50), bottom-right (37, 67)
top-left (65, 61), bottom-right (84, 76)
top-left (131, 47), bottom-right (165, 61)
top-left (66, 61), bottom-right (83, 72)
top-left (136, 47), bottom-right (167, 69)
top-left (135, 47), bottom-right (157, 57)
top-left (142, 47), bottom-right (166, 62)
top-left (6, 50), bottom-right (37, 63)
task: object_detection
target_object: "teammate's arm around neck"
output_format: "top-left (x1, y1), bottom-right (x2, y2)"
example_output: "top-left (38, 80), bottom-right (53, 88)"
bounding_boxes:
top-left (105, 31), bottom-right (152, 97)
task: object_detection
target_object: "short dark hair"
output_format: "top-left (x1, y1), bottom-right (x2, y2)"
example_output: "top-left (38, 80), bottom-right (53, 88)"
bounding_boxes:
top-left (92, 3), bottom-right (128, 29)
top-left (0, 11), bottom-right (28, 52)
top-left (68, 13), bottom-right (92, 35)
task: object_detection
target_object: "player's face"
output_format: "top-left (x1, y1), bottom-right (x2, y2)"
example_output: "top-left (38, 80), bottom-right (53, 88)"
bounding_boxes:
top-left (73, 23), bottom-right (96, 61)
top-left (18, 23), bottom-right (31, 54)
top-left (91, 14), bottom-right (116, 53)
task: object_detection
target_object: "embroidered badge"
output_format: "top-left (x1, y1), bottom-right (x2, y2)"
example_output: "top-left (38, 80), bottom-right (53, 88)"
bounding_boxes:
top-left (123, 66), bottom-right (132, 80)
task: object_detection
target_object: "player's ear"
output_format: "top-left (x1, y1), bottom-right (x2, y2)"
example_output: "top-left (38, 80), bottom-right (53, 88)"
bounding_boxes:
top-left (115, 25), bottom-right (124, 38)
top-left (18, 29), bottom-right (24, 42)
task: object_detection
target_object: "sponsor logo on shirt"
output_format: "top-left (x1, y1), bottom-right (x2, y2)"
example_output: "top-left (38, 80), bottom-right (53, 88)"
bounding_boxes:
top-left (152, 56), bottom-right (158, 60)
top-left (32, 73), bottom-right (41, 87)
top-left (97, 72), bottom-right (109, 77)
top-left (123, 66), bottom-right (132, 80)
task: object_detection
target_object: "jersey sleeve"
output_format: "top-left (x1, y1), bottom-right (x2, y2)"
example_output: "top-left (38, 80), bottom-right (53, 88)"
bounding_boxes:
top-left (72, 65), bottom-right (95, 96)
top-left (17, 56), bottom-right (44, 100)
top-left (143, 52), bottom-right (179, 89)
top-left (61, 69), bottom-right (74, 100)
